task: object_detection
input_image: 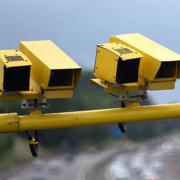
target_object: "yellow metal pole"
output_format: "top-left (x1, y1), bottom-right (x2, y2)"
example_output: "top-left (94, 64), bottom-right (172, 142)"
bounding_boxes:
top-left (1, 103), bottom-right (180, 133)
top-left (0, 113), bottom-right (18, 133)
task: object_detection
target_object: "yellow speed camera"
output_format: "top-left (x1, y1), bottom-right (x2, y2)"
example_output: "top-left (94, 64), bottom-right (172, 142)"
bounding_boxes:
top-left (19, 40), bottom-right (81, 99)
top-left (93, 42), bottom-right (142, 85)
top-left (110, 33), bottom-right (180, 90)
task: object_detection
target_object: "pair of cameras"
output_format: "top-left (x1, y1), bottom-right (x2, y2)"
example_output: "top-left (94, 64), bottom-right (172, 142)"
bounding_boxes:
top-left (0, 33), bottom-right (179, 100)
top-left (94, 33), bottom-right (180, 91)
top-left (0, 40), bottom-right (81, 99)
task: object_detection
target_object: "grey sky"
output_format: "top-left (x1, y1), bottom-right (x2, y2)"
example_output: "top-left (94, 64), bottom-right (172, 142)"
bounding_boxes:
top-left (0, 0), bottom-right (180, 103)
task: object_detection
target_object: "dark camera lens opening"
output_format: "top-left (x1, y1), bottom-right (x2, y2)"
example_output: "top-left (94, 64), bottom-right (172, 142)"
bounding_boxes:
top-left (4, 66), bottom-right (30, 91)
top-left (155, 62), bottom-right (176, 78)
top-left (116, 58), bottom-right (140, 84)
top-left (48, 69), bottom-right (73, 87)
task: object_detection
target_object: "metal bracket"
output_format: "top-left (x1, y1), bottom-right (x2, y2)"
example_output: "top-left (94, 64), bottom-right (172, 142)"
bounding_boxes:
top-left (21, 99), bottom-right (45, 157)
top-left (118, 90), bottom-right (147, 102)
top-left (21, 99), bottom-right (49, 110)
top-left (114, 91), bottom-right (147, 134)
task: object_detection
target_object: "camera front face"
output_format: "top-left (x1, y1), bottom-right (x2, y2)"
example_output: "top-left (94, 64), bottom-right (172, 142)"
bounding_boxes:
top-left (48, 69), bottom-right (74, 87)
top-left (155, 61), bottom-right (177, 79)
top-left (4, 66), bottom-right (30, 92)
top-left (0, 50), bottom-right (32, 92)
top-left (116, 57), bottom-right (140, 84)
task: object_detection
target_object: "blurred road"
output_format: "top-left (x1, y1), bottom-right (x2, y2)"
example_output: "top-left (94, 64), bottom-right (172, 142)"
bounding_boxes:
top-left (2, 134), bottom-right (180, 180)
top-left (85, 135), bottom-right (180, 180)
top-left (2, 149), bottom-right (120, 180)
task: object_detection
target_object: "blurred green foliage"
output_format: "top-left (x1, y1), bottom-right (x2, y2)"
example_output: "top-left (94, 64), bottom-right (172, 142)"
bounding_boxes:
top-left (0, 134), bottom-right (14, 157)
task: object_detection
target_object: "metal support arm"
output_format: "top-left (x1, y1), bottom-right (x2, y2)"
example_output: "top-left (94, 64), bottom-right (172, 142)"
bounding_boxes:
top-left (1, 102), bottom-right (180, 133)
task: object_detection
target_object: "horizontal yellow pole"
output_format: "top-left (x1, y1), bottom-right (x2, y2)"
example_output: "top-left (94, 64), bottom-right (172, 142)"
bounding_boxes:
top-left (0, 113), bottom-right (18, 133)
top-left (1, 103), bottom-right (180, 133)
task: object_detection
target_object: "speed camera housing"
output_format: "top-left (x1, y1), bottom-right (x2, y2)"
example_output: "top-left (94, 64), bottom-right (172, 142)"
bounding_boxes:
top-left (19, 40), bottom-right (81, 98)
top-left (110, 33), bottom-right (180, 90)
top-left (94, 42), bottom-right (143, 85)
